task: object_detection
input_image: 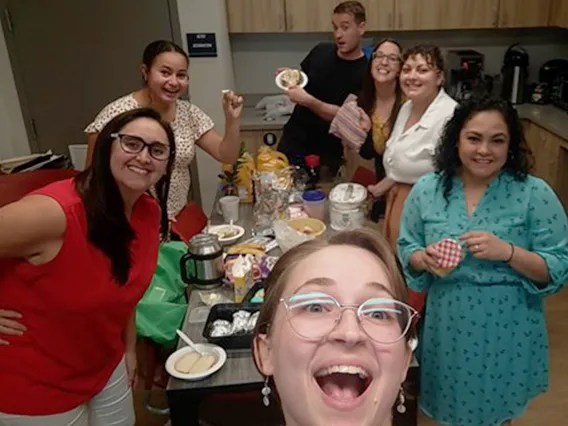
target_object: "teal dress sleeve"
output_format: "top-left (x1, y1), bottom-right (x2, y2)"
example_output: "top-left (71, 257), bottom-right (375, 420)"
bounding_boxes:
top-left (397, 178), bottom-right (433, 292)
top-left (523, 178), bottom-right (568, 296)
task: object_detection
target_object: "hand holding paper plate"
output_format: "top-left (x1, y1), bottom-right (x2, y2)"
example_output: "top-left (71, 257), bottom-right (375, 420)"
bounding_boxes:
top-left (275, 68), bottom-right (308, 91)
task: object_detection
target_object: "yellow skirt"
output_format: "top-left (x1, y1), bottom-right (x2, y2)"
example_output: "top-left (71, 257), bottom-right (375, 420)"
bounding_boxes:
top-left (383, 182), bottom-right (426, 312)
top-left (383, 183), bottom-right (413, 251)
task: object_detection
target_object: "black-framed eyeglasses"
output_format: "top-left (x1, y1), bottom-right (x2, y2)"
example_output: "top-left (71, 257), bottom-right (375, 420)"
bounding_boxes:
top-left (372, 51), bottom-right (401, 63)
top-left (280, 292), bottom-right (418, 344)
top-left (111, 133), bottom-right (170, 161)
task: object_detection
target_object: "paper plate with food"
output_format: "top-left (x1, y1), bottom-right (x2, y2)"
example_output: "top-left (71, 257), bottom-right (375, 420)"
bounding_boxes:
top-left (207, 224), bottom-right (245, 244)
top-left (275, 68), bottom-right (308, 91)
top-left (166, 343), bottom-right (227, 381)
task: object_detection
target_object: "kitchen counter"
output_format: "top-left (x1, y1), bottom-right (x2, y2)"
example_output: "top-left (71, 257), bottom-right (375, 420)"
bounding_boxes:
top-left (516, 104), bottom-right (568, 142)
top-left (240, 93), bottom-right (290, 130)
top-left (240, 106), bottom-right (289, 130)
top-left (240, 95), bottom-right (568, 143)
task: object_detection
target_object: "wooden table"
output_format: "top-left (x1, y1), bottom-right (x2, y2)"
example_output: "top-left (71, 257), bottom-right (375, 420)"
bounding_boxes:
top-left (166, 199), bottom-right (419, 426)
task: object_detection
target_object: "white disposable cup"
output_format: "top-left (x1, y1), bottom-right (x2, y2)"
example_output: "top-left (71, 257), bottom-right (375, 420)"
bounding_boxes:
top-left (218, 196), bottom-right (239, 222)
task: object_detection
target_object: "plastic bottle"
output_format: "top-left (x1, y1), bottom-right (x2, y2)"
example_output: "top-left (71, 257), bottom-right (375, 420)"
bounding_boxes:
top-left (304, 154), bottom-right (320, 189)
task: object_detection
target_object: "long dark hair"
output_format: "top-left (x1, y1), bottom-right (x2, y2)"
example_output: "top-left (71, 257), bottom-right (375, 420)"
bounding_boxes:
top-left (434, 96), bottom-right (534, 202)
top-left (357, 39), bottom-right (404, 139)
top-left (75, 108), bottom-right (176, 285)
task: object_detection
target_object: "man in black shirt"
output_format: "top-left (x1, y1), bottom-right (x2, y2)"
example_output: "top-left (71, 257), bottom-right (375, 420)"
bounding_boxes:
top-left (277, 1), bottom-right (368, 176)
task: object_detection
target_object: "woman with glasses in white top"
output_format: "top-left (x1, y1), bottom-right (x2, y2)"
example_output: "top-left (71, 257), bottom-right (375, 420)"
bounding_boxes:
top-left (376, 44), bottom-right (457, 312)
top-left (252, 229), bottom-right (418, 426)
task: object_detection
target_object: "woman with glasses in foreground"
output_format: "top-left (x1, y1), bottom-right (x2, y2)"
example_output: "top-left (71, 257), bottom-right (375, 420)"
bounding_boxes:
top-left (253, 229), bottom-right (418, 426)
top-left (0, 108), bottom-right (175, 425)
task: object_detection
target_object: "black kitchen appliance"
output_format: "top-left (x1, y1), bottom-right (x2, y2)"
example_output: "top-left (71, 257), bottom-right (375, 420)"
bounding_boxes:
top-left (530, 59), bottom-right (568, 105)
top-left (552, 71), bottom-right (568, 112)
top-left (501, 43), bottom-right (529, 104)
top-left (542, 59), bottom-right (568, 112)
top-left (446, 49), bottom-right (492, 101)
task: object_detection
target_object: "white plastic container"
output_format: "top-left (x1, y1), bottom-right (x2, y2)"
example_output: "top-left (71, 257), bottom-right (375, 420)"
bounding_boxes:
top-left (329, 183), bottom-right (367, 231)
top-left (302, 190), bottom-right (326, 221)
top-left (68, 144), bottom-right (88, 171)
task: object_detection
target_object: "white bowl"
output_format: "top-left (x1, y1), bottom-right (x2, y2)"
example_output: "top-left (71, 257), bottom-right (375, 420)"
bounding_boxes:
top-left (207, 224), bottom-right (245, 245)
top-left (166, 343), bottom-right (227, 381)
top-left (275, 69), bottom-right (308, 91)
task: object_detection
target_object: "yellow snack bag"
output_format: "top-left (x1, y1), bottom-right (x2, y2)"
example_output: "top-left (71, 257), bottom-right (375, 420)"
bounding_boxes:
top-left (231, 255), bottom-right (254, 303)
top-left (219, 144), bottom-right (255, 203)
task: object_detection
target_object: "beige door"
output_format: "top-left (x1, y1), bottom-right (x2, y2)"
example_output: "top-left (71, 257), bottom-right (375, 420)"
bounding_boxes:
top-left (2, 0), bottom-right (179, 155)
top-left (396, 0), bottom-right (498, 30)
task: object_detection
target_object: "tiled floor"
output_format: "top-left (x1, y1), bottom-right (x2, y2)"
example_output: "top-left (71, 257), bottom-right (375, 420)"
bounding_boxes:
top-left (136, 289), bottom-right (568, 426)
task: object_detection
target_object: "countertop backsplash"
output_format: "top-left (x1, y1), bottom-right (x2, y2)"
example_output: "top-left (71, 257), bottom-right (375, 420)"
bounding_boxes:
top-left (231, 28), bottom-right (568, 95)
top-left (239, 95), bottom-right (568, 140)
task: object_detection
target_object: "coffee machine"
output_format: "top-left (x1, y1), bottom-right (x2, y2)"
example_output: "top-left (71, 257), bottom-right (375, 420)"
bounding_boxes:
top-left (446, 50), bottom-right (491, 102)
top-left (501, 43), bottom-right (529, 104)
top-left (529, 59), bottom-right (568, 105)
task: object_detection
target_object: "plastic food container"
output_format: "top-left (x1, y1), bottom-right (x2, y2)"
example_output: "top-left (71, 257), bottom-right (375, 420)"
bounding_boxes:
top-left (329, 183), bottom-right (367, 231)
top-left (302, 190), bottom-right (326, 220)
top-left (202, 303), bottom-right (260, 350)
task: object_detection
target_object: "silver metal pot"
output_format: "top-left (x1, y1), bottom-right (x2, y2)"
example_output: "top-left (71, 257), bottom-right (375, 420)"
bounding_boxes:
top-left (179, 233), bottom-right (224, 290)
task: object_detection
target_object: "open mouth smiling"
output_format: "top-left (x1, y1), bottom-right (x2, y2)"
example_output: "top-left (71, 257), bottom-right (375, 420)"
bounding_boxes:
top-left (314, 364), bottom-right (373, 409)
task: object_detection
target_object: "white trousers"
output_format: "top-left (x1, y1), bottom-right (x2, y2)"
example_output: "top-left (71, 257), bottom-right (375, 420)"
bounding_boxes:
top-left (0, 358), bottom-right (135, 426)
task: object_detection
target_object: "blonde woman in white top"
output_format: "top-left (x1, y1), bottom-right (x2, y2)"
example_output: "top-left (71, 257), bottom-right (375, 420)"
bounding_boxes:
top-left (84, 40), bottom-right (243, 222)
top-left (371, 44), bottom-right (457, 311)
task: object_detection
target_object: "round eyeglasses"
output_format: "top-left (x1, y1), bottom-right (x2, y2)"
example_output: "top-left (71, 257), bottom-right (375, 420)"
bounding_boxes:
top-left (372, 51), bottom-right (401, 63)
top-left (111, 133), bottom-right (170, 161)
top-left (280, 292), bottom-right (418, 344)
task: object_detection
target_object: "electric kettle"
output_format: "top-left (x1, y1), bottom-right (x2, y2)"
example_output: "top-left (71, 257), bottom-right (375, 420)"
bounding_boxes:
top-left (180, 233), bottom-right (224, 290)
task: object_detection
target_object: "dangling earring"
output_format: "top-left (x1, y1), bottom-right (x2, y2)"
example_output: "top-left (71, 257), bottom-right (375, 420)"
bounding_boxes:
top-left (261, 376), bottom-right (271, 407)
top-left (396, 387), bottom-right (406, 414)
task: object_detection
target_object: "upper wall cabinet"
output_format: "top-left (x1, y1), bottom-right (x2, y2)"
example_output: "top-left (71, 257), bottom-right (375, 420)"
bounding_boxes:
top-left (231, 0), bottom-right (394, 33)
top-left (226, 0), bottom-right (565, 33)
top-left (363, 0), bottom-right (396, 31)
top-left (497, 0), bottom-right (552, 27)
top-left (285, 0), bottom-right (395, 32)
top-left (549, 0), bottom-right (568, 28)
top-left (226, 0), bottom-right (286, 33)
top-left (284, 0), bottom-right (337, 32)
top-left (395, 0), bottom-right (498, 30)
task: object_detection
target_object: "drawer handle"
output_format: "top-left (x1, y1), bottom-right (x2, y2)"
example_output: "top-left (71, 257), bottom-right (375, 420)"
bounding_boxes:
top-left (263, 132), bottom-right (278, 146)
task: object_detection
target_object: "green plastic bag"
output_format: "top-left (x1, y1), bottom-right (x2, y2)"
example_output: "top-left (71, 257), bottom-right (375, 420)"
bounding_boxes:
top-left (136, 241), bottom-right (189, 348)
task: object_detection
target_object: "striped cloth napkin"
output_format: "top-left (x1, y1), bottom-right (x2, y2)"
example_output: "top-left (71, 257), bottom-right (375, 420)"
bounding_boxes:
top-left (329, 94), bottom-right (368, 152)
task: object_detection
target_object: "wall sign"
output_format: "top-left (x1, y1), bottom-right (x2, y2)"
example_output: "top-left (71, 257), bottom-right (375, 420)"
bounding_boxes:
top-left (186, 33), bottom-right (217, 58)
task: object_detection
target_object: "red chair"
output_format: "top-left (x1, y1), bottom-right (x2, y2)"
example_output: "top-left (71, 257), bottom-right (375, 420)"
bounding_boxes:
top-left (0, 169), bottom-right (78, 208)
top-left (350, 166), bottom-right (377, 188)
top-left (171, 201), bottom-right (208, 244)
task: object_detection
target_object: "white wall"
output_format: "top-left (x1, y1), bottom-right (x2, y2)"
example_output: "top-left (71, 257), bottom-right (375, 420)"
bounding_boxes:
top-left (176, 0), bottom-right (235, 216)
top-left (0, 24), bottom-right (29, 160)
top-left (231, 28), bottom-right (568, 94)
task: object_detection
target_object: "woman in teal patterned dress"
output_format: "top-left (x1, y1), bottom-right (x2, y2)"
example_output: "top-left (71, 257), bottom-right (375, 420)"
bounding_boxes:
top-left (398, 97), bottom-right (568, 426)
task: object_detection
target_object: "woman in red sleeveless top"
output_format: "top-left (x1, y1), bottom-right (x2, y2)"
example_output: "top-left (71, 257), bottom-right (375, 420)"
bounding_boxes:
top-left (0, 108), bottom-right (175, 425)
